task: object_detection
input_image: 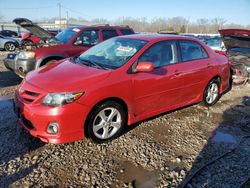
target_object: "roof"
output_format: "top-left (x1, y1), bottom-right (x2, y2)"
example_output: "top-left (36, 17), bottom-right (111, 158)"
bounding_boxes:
top-left (69, 25), bottom-right (132, 31)
top-left (119, 33), bottom-right (199, 42)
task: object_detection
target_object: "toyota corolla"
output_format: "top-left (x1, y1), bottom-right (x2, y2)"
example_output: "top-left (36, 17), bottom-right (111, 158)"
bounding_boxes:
top-left (14, 34), bottom-right (231, 144)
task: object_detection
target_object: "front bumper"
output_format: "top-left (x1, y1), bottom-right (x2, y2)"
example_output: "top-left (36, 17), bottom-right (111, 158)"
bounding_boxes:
top-left (14, 82), bottom-right (91, 144)
top-left (4, 54), bottom-right (36, 78)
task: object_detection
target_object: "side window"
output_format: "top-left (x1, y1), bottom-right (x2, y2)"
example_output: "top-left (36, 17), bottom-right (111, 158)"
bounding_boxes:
top-left (102, 30), bottom-right (118, 40)
top-left (74, 30), bottom-right (99, 46)
top-left (120, 29), bottom-right (134, 35)
top-left (138, 41), bottom-right (178, 68)
top-left (179, 41), bottom-right (208, 61)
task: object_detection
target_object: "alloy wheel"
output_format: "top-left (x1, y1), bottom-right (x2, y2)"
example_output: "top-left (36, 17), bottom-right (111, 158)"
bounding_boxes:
top-left (92, 107), bottom-right (122, 140)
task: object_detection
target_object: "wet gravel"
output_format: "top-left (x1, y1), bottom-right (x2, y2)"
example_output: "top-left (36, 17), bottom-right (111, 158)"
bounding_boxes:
top-left (1, 51), bottom-right (250, 187)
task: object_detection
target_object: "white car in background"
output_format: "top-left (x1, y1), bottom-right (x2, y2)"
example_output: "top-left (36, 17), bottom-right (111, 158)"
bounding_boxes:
top-left (0, 35), bottom-right (20, 51)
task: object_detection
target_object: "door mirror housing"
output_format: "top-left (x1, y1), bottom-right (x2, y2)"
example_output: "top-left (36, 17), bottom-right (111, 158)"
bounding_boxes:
top-left (135, 62), bottom-right (154, 73)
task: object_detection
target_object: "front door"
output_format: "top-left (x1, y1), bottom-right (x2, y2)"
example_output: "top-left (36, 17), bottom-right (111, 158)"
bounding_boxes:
top-left (132, 40), bottom-right (182, 116)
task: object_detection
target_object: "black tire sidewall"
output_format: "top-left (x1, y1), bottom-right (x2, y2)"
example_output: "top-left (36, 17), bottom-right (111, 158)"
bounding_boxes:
top-left (87, 101), bottom-right (126, 143)
top-left (203, 79), bottom-right (220, 107)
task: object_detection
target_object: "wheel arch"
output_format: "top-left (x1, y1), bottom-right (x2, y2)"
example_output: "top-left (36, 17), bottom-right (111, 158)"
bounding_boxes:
top-left (37, 54), bottom-right (67, 68)
top-left (83, 97), bottom-right (129, 138)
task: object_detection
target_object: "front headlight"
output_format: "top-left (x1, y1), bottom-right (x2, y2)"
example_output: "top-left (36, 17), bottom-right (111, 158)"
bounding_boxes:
top-left (18, 51), bottom-right (35, 59)
top-left (42, 92), bottom-right (84, 107)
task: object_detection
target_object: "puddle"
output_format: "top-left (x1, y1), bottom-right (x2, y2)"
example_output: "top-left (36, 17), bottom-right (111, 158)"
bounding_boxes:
top-left (117, 161), bottom-right (158, 188)
top-left (212, 131), bottom-right (237, 144)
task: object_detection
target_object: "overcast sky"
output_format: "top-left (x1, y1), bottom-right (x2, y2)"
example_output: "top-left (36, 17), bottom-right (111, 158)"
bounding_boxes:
top-left (0, 0), bottom-right (249, 25)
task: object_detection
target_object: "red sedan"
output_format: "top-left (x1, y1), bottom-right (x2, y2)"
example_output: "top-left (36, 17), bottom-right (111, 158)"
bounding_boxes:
top-left (14, 34), bottom-right (231, 144)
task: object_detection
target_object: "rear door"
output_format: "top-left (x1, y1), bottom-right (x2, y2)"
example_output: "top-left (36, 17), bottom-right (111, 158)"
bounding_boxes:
top-left (177, 40), bottom-right (212, 103)
top-left (132, 40), bottom-right (182, 116)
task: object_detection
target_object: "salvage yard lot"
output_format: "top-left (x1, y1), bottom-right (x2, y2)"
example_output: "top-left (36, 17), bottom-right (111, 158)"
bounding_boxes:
top-left (0, 52), bottom-right (250, 187)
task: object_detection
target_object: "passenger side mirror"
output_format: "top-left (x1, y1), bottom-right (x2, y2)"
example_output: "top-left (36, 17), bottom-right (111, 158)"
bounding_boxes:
top-left (135, 62), bottom-right (154, 73)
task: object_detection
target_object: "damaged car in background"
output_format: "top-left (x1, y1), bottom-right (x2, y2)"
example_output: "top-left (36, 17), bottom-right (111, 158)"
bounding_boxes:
top-left (4, 18), bottom-right (135, 77)
top-left (0, 34), bottom-right (20, 51)
top-left (219, 29), bottom-right (250, 85)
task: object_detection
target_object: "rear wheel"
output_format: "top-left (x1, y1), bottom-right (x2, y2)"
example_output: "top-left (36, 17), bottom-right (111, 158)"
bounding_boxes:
top-left (87, 101), bottom-right (126, 143)
top-left (4, 42), bottom-right (16, 51)
top-left (203, 79), bottom-right (220, 106)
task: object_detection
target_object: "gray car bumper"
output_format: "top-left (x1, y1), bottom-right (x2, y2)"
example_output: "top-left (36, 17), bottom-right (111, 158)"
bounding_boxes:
top-left (4, 54), bottom-right (36, 78)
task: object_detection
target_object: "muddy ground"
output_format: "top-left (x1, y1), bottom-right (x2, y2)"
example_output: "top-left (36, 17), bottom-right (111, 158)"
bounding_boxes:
top-left (0, 51), bottom-right (250, 188)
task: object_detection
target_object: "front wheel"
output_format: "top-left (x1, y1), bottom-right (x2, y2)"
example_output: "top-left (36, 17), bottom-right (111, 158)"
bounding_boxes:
top-left (87, 101), bottom-right (126, 143)
top-left (203, 79), bottom-right (220, 106)
top-left (4, 42), bottom-right (16, 51)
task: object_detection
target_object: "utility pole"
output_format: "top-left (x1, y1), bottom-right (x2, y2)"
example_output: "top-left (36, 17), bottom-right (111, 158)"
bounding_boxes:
top-left (58, 2), bottom-right (61, 29)
top-left (66, 11), bottom-right (69, 27)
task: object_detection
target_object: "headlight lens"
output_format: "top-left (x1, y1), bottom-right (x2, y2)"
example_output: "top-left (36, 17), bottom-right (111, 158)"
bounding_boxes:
top-left (18, 51), bottom-right (35, 59)
top-left (42, 92), bottom-right (84, 106)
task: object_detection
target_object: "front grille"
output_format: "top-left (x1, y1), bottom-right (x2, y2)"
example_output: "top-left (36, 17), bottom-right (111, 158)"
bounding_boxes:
top-left (21, 115), bottom-right (35, 130)
top-left (20, 90), bottom-right (40, 103)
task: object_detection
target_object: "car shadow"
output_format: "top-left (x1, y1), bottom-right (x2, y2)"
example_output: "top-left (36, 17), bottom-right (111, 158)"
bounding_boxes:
top-left (0, 98), bottom-right (45, 186)
top-left (0, 71), bottom-right (22, 88)
top-left (179, 96), bottom-right (250, 187)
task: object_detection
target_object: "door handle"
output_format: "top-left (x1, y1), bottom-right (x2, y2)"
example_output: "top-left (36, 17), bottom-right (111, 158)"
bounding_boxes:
top-left (174, 70), bottom-right (182, 76)
top-left (207, 63), bottom-right (212, 68)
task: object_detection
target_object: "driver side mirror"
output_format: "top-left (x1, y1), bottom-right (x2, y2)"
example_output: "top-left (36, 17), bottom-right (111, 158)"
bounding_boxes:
top-left (135, 62), bottom-right (154, 73)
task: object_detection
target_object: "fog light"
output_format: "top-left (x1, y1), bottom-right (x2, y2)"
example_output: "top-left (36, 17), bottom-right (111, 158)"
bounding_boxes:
top-left (47, 122), bottom-right (59, 134)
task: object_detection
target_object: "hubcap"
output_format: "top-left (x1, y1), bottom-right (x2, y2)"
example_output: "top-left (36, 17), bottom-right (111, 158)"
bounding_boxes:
top-left (93, 107), bottom-right (122, 139)
top-left (206, 83), bottom-right (219, 104)
top-left (6, 43), bottom-right (15, 51)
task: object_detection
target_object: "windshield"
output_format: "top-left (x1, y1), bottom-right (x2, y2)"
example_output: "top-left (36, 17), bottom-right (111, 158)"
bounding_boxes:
top-left (78, 38), bottom-right (148, 69)
top-left (204, 37), bottom-right (222, 48)
top-left (55, 28), bottom-right (79, 43)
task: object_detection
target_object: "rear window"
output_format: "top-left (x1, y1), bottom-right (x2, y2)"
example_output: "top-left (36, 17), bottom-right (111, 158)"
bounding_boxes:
top-left (120, 29), bottom-right (134, 35)
top-left (102, 30), bottom-right (118, 40)
top-left (179, 41), bottom-right (208, 61)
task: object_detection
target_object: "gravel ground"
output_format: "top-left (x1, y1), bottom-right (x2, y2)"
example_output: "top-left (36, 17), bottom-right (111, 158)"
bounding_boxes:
top-left (0, 51), bottom-right (250, 187)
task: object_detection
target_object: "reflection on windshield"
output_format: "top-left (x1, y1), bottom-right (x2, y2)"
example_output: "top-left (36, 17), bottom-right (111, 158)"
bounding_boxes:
top-left (78, 38), bottom-right (148, 69)
top-left (55, 28), bottom-right (78, 43)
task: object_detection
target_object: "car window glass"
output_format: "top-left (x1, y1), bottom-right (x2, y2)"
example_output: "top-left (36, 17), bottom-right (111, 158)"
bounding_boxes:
top-left (75, 30), bottom-right (99, 46)
top-left (180, 41), bottom-right (208, 61)
top-left (120, 29), bottom-right (134, 35)
top-left (138, 41), bottom-right (178, 68)
top-left (102, 30), bottom-right (118, 40)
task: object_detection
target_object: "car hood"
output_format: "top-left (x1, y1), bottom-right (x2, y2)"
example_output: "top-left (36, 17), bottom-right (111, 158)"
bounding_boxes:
top-left (25, 59), bottom-right (111, 92)
top-left (13, 18), bottom-right (53, 40)
top-left (219, 29), bottom-right (250, 50)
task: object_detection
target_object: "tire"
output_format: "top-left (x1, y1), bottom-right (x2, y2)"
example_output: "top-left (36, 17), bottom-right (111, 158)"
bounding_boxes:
top-left (4, 42), bottom-right (16, 51)
top-left (87, 101), bottom-right (126, 143)
top-left (203, 79), bottom-right (220, 106)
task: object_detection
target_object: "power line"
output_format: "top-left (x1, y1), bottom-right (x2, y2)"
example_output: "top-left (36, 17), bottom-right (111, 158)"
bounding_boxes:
top-left (0, 6), bottom-right (56, 10)
top-left (60, 5), bottom-right (93, 18)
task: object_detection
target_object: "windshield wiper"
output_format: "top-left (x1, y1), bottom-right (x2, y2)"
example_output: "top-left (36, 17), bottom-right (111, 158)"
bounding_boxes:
top-left (78, 57), bottom-right (108, 70)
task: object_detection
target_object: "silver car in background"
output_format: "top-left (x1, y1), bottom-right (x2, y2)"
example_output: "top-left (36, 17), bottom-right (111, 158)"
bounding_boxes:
top-left (0, 35), bottom-right (20, 51)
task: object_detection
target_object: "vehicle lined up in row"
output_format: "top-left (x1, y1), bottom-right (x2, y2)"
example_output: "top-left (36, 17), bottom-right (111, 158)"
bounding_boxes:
top-left (0, 34), bottom-right (21, 51)
top-left (14, 34), bottom-right (231, 144)
top-left (219, 29), bottom-right (250, 85)
top-left (4, 18), bottom-right (135, 77)
top-left (21, 29), bottom-right (60, 45)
